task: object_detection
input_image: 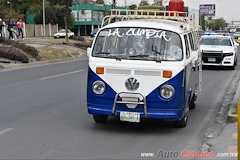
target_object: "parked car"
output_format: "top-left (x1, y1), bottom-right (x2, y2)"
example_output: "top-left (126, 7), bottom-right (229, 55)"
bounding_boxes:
top-left (200, 35), bottom-right (239, 69)
top-left (53, 29), bottom-right (74, 38)
top-left (90, 28), bottom-right (98, 37)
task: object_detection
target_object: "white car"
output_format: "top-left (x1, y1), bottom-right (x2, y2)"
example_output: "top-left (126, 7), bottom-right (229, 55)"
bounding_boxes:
top-left (53, 29), bottom-right (74, 38)
top-left (200, 35), bottom-right (239, 69)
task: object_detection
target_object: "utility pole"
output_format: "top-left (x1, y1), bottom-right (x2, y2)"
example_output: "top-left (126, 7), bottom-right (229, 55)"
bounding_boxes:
top-left (112, 0), bottom-right (116, 9)
top-left (43, 0), bottom-right (46, 38)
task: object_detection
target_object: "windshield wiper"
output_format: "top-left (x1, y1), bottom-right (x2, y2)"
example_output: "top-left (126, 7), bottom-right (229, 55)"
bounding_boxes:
top-left (95, 52), bottom-right (121, 61)
top-left (95, 52), bottom-right (111, 55)
top-left (152, 49), bottom-right (162, 55)
top-left (128, 54), bottom-right (151, 60)
top-left (128, 54), bottom-right (160, 62)
top-left (151, 47), bottom-right (162, 63)
top-left (128, 54), bottom-right (149, 58)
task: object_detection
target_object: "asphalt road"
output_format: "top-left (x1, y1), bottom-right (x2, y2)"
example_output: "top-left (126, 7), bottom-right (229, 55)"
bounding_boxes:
top-left (0, 56), bottom-right (239, 159)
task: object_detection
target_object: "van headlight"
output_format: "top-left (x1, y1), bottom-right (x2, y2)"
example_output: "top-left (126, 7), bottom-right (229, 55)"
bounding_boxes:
top-left (160, 85), bottom-right (175, 99)
top-left (92, 80), bottom-right (106, 95)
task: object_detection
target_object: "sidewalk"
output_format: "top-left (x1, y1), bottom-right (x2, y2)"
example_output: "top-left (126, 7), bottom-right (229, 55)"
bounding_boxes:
top-left (211, 122), bottom-right (237, 159)
top-left (200, 68), bottom-right (240, 160)
top-left (209, 70), bottom-right (240, 159)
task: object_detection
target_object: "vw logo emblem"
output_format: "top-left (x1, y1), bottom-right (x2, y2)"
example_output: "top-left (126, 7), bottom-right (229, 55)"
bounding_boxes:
top-left (125, 77), bottom-right (139, 91)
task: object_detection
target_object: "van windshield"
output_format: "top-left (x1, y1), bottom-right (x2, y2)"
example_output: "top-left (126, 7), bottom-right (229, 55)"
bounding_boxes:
top-left (92, 27), bottom-right (183, 61)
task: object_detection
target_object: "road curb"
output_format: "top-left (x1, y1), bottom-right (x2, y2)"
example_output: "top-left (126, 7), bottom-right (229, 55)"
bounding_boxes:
top-left (227, 70), bottom-right (240, 122)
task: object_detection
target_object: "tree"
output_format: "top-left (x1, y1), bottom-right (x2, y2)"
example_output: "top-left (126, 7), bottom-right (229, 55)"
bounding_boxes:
top-left (73, 0), bottom-right (91, 5)
top-left (110, 0), bottom-right (116, 9)
top-left (200, 15), bottom-right (206, 31)
top-left (205, 17), bottom-right (227, 31)
top-left (214, 18), bottom-right (227, 30)
top-left (48, 0), bottom-right (74, 42)
top-left (152, 0), bottom-right (163, 6)
top-left (0, 0), bottom-right (42, 20)
top-left (139, 0), bottom-right (149, 6)
top-left (129, 4), bottom-right (137, 10)
top-left (34, 6), bottom-right (58, 25)
top-left (94, 0), bottom-right (104, 4)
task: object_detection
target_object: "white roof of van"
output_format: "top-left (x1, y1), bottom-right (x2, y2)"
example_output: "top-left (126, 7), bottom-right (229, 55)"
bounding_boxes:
top-left (101, 19), bottom-right (191, 34)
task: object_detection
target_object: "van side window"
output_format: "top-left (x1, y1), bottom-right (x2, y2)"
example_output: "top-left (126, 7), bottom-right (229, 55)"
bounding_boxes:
top-left (184, 35), bottom-right (190, 58)
top-left (188, 33), bottom-right (195, 51)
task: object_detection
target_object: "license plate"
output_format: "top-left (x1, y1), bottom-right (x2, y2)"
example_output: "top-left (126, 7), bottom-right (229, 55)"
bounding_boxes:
top-left (208, 58), bottom-right (216, 62)
top-left (120, 111), bottom-right (140, 123)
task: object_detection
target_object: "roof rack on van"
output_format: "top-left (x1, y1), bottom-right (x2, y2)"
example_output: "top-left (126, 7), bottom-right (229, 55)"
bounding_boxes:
top-left (101, 9), bottom-right (195, 31)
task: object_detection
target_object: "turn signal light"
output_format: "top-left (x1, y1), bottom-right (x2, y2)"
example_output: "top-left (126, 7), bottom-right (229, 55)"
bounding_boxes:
top-left (163, 70), bottom-right (172, 78)
top-left (96, 67), bottom-right (104, 74)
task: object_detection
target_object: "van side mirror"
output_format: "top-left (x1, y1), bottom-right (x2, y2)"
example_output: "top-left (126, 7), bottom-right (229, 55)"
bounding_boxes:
top-left (192, 51), bottom-right (198, 62)
top-left (87, 47), bottom-right (92, 57)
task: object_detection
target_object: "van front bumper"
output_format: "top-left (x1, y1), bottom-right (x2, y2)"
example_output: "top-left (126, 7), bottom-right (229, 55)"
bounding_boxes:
top-left (88, 105), bottom-right (184, 120)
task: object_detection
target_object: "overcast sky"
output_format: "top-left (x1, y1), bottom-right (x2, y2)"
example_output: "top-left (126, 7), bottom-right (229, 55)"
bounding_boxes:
top-left (104, 0), bottom-right (239, 23)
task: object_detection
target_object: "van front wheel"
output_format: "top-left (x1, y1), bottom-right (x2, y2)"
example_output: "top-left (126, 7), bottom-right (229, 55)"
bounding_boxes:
top-left (175, 108), bottom-right (189, 128)
top-left (93, 114), bottom-right (108, 123)
top-left (175, 115), bottom-right (188, 128)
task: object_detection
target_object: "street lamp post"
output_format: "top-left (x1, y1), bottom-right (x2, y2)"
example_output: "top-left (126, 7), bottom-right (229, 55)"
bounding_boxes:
top-left (7, 1), bottom-right (12, 17)
top-left (43, 0), bottom-right (46, 38)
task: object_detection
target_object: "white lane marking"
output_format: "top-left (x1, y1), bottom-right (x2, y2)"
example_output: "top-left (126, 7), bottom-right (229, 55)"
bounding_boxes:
top-left (0, 128), bottom-right (14, 135)
top-left (40, 70), bottom-right (84, 80)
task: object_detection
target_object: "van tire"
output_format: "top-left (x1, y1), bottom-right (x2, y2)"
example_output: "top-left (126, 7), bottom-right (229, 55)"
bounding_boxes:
top-left (189, 94), bottom-right (197, 109)
top-left (93, 114), bottom-right (108, 123)
top-left (175, 107), bottom-right (189, 128)
top-left (175, 115), bottom-right (188, 128)
top-left (189, 99), bottom-right (196, 109)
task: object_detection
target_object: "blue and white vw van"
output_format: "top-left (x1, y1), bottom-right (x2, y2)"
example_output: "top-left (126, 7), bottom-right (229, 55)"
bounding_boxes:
top-left (87, 9), bottom-right (202, 127)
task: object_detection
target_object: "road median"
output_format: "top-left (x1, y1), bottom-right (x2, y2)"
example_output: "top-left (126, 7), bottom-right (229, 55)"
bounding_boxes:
top-left (0, 37), bottom-right (89, 70)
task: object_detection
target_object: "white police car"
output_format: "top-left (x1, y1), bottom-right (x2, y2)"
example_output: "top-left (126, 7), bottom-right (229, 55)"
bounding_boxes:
top-left (200, 35), bottom-right (239, 69)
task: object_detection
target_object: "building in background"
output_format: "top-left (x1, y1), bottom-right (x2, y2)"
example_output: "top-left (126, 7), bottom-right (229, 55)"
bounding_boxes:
top-left (188, 9), bottom-right (200, 31)
top-left (70, 4), bottom-right (126, 36)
